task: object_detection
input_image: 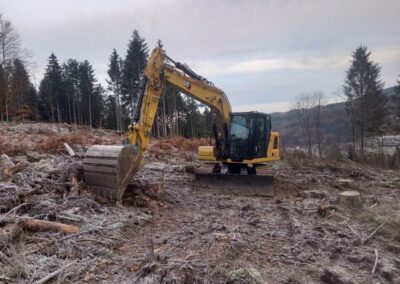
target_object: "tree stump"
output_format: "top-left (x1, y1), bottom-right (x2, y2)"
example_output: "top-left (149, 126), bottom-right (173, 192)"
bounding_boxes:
top-left (338, 190), bottom-right (362, 209)
top-left (0, 223), bottom-right (22, 248)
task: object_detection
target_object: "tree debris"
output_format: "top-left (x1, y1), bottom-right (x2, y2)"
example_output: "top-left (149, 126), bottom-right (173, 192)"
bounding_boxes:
top-left (20, 218), bottom-right (80, 234)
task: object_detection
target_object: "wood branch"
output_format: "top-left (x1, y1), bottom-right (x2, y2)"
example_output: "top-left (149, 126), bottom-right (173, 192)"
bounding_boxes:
top-left (68, 176), bottom-right (79, 197)
top-left (0, 162), bottom-right (26, 181)
top-left (372, 248), bottom-right (378, 274)
top-left (63, 142), bottom-right (76, 157)
top-left (20, 218), bottom-right (79, 234)
top-left (362, 218), bottom-right (391, 244)
top-left (0, 203), bottom-right (29, 222)
top-left (345, 222), bottom-right (362, 240)
top-left (34, 260), bottom-right (76, 284)
top-left (77, 238), bottom-right (108, 246)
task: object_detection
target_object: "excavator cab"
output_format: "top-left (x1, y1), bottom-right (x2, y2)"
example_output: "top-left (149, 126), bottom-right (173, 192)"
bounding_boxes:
top-left (229, 112), bottom-right (271, 162)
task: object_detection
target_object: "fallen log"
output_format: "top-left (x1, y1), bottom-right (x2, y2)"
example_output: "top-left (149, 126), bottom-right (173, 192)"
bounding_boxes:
top-left (20, 218), bottom-right (79, 234)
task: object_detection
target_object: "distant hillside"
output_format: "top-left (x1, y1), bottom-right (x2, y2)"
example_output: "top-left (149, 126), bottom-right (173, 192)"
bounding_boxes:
top-left (270, 86), bottom-right (397, 147)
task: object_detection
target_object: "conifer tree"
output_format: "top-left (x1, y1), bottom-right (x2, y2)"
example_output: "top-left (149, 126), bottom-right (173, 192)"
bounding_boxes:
top-left (62, 59), bottom-right (80, 124)
top-left (78, 60), bottom-right (97, 127)
top-left (343, 45), bottom-right (386, 160)
top-left (107, 48), bottom-right (123, 130)
top-left (38, 53), bottom-right (63, 123)
top-left (394, 77), bottom-right (400, 120)
top-left (121, 30), bottom-right (148, 124)
top-left (9, 58), bottom-right (35, 120)
top-left (104, 95), bottom-right (117, 129)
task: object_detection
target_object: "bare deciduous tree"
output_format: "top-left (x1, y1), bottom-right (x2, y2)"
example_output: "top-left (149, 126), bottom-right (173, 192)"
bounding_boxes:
top-left (292, 92), bottom-right (325, 157)
top-left (292, 94), bottom-right (314, 156)
top-left (312, 91), bottom-right (325, 158)
top-left (0, 14), bottom-right (22, 121)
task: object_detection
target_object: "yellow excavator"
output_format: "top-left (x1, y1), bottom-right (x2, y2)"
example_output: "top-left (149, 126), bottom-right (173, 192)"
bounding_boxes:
top-left (83, 47), bottom-right (281, 200)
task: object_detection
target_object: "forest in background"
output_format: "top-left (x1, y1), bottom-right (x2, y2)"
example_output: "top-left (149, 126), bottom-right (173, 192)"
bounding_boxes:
top-left (0, 15), bottom-right (213, 138)
top-left (1, 14), bottom-right (400, 160)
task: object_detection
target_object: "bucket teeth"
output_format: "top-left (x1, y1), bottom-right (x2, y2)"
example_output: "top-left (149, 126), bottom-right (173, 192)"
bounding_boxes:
top-left (83, 145), bottom-right (142, 200)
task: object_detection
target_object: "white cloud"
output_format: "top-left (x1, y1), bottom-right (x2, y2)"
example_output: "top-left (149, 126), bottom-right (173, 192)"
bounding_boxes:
top-left (233, 101), bottom-right (291, 114)
top-left (190, 45), bottom-right (400, 77)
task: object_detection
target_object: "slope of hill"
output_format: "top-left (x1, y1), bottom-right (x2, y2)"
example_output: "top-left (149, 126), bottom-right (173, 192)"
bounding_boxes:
top-left (270, 86), bottom-right (397, 147)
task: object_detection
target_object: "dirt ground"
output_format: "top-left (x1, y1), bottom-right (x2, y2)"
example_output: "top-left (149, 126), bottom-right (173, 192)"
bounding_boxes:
top-left (0, 123), bottom-right (399, 284)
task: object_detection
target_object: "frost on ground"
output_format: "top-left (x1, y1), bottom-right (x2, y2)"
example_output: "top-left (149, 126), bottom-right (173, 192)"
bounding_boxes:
top-left (0, 122), bottom-right (399, 284)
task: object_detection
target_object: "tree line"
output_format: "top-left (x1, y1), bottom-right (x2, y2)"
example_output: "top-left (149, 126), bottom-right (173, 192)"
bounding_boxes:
top-left (0, 14), bottom-right (213, 137)
top-left (1, 13), bottom-right (400, 151)
top-left (290, 45), bottom-right (400, 162)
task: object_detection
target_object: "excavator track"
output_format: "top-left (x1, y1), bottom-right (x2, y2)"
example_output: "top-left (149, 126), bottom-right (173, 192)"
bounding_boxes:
top-left (194, 165), bottom-right (274, 196)
top-left (83, 145), bottom-right (143, 200)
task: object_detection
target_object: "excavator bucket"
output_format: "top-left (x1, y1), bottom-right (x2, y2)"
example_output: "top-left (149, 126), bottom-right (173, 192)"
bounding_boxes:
top-left (83, 145), bottom-right (143, 200)
top-left (194, 167), bottom-right (274, 197)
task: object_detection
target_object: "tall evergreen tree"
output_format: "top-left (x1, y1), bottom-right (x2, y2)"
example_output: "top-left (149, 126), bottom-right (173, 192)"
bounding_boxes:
top-left (106, 48), bottom-right (123, 130)
top-left (78, 60), bottom-right (97, 127)
top-left (92, 84), bottom-right (105, 128)
top-left (343, 45), bottom-right (386, 160)
top-left (62, 59), bottom-right (80, 124)
top-left (38, 53), bottom-right (63, 122)
top-left (104, 94), bottom-right (117, 129)
top-left (9, 58), bottom-right (36, 120)
top-left (121, 30), bottom-right (148, 125)
top-left (394, 77), bottom-right (400, 120)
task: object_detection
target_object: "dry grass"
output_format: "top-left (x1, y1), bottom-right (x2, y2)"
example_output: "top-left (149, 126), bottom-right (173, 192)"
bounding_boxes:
top-left (352, 206), bottom-right (400, 242)
top-left (0, 138), bottom-right (29, 156)
top-left (35, 134), bottom-right (88, 153)
top-left (150, 136), bottom-right (210, 160)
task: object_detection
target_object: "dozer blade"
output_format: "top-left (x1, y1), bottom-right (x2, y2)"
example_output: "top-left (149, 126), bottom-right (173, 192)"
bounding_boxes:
top-left (194, 168), bottom-right (274, 197)
top-left (83, 145), bottom-right (143, 200)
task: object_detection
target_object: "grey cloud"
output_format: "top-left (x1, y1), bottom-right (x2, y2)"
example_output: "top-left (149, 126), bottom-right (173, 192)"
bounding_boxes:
top-left (1, 0), bottom-right (399, 111)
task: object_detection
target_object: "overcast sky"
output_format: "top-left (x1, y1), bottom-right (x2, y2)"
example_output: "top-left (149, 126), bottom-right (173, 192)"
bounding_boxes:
top-left (1, 0), bottom-right (399, 113)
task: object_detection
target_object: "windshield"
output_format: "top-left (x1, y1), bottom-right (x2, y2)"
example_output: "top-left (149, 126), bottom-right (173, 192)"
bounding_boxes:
top-left (230, 115), bottom-right (251, 139)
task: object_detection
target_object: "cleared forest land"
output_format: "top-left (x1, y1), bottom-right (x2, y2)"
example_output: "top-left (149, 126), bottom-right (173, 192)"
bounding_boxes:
top-left (0, 123), bottom-right (399, 283)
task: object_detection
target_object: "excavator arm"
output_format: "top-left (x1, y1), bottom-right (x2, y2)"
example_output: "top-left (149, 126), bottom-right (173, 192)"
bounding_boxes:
top-left (127, 47), bottom-right (231, 159)
top-left (84, 48), bottom-right (234, 200)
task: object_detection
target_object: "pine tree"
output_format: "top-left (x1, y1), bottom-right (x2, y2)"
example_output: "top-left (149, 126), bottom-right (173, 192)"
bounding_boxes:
top-left (106, 48), bottom-right (123, 130)
top-left (394, 77), bottom-right (400, 121)
top-left (38, 53), bottom-right (63, 123)
top-left (78, 60), bottom-right (97, 127)
top-left (121, 30), bottom-right (148, 125)
top-left (343, 45), bottom-right (385, 160)
top-left (9, 58), bottom-right (35, 121)
top-left (104, 95), bottom-right (117, 129)
top-left (62, 59), bottom-right (80, 124)
top-left (92, 84), bottom-right (105, 128)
